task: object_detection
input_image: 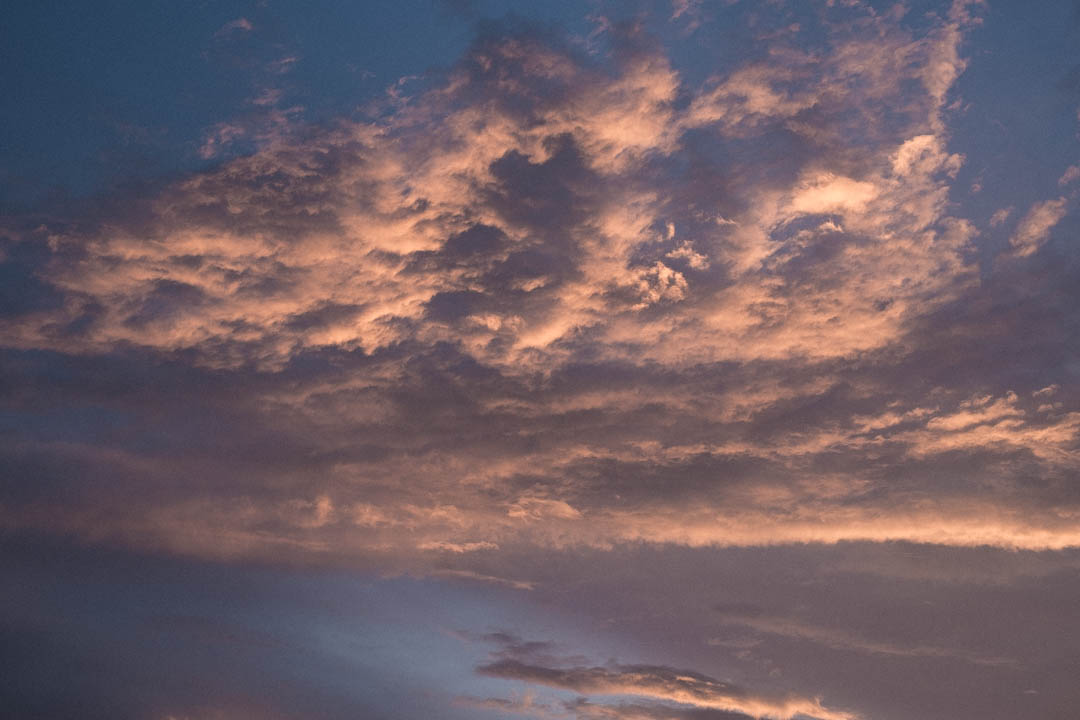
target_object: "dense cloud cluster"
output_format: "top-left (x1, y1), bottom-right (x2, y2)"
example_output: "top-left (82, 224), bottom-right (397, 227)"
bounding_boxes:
top-left (3, 0), bottom-right (1076, 562)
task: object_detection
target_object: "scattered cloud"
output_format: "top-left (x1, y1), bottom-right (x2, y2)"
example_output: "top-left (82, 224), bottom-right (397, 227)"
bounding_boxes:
top-left (989, 207), bottom-right (1012, 227)
top-left (1009, 197), bottom-right (1069, 257)
top-left (215, 17), bottom-right (254, 37)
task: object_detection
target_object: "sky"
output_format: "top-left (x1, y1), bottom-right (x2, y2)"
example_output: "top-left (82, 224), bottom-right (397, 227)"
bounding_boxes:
top-left (2, 1), bottom-right (1080, 718)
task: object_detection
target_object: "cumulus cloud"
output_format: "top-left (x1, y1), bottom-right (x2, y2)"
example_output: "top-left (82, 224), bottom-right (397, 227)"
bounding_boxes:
top-left (1, 2), bottom-right (980, 371)
top-left (2, 0), bottom-right (1078, 568)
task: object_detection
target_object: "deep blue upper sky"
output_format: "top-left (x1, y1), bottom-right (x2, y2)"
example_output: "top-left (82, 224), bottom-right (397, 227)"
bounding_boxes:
top-left (1, 1), bottom-right (593, 210)
top-left (4, 0), bottom-right (1078, 231)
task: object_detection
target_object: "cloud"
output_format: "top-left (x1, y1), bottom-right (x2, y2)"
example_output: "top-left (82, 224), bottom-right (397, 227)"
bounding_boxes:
top-left (431, 568), bottom-right (535, 590)
top-left (198, 122), bottom-right (248, 159)
top-left (215, 18), bottom-right (254, 37)
top-left (469, 625), bottom-right (861, 720)
top-left (566, 699), bottom-right (753, 720)
top-left (711, 610), bottom-right (1015, 667)
top-left (989, 207), bottom-right (1012, 227)
top-left (457, 692), bottom-right (563, 718)
top-left (1009, 197), bottom-right (1069, 257)
top-left (8, 5), bottom-right (1080, 720)
top-left (1, 3), bottom-right (981, 371)
top-left (476, 659), bottom-right (855, 720)
top-left (3, 0), bottom-right (1079, 568)
top-left (460, 695), bottom-right (757, 720)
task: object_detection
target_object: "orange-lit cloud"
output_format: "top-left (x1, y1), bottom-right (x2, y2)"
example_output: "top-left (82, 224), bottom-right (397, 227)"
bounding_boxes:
top-left (1, 0), bottom-right (1078, 569)
top-left (477, 659), bottom-right (855, 720)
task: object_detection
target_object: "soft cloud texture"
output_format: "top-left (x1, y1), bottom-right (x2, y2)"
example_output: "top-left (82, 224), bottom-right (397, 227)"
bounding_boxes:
top-left (3, 2), bottom-right (1080, 719)
top-left (1009, 196), bottom-right (1069, 257)
top-left (477, 660), bottom-right (852, 720)
top-left (2, 0), bottom-right (1077, 563)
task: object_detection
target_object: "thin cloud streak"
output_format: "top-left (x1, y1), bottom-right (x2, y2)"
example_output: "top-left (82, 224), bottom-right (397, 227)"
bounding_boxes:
top-left (476, 659), bottom-right (855, 720)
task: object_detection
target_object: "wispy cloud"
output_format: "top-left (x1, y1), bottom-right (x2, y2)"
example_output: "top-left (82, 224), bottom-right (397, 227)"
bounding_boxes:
top-left (711, 610), bottom-right (1015, 667)
top-left (214, 17), bottom-right (254, 37)
top-left (477, 659), bottom-right (854, 720)
top-left (1009, 197), bottom-right (1069, 257)
top-left (468, 632), bottom-right (853, 720)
